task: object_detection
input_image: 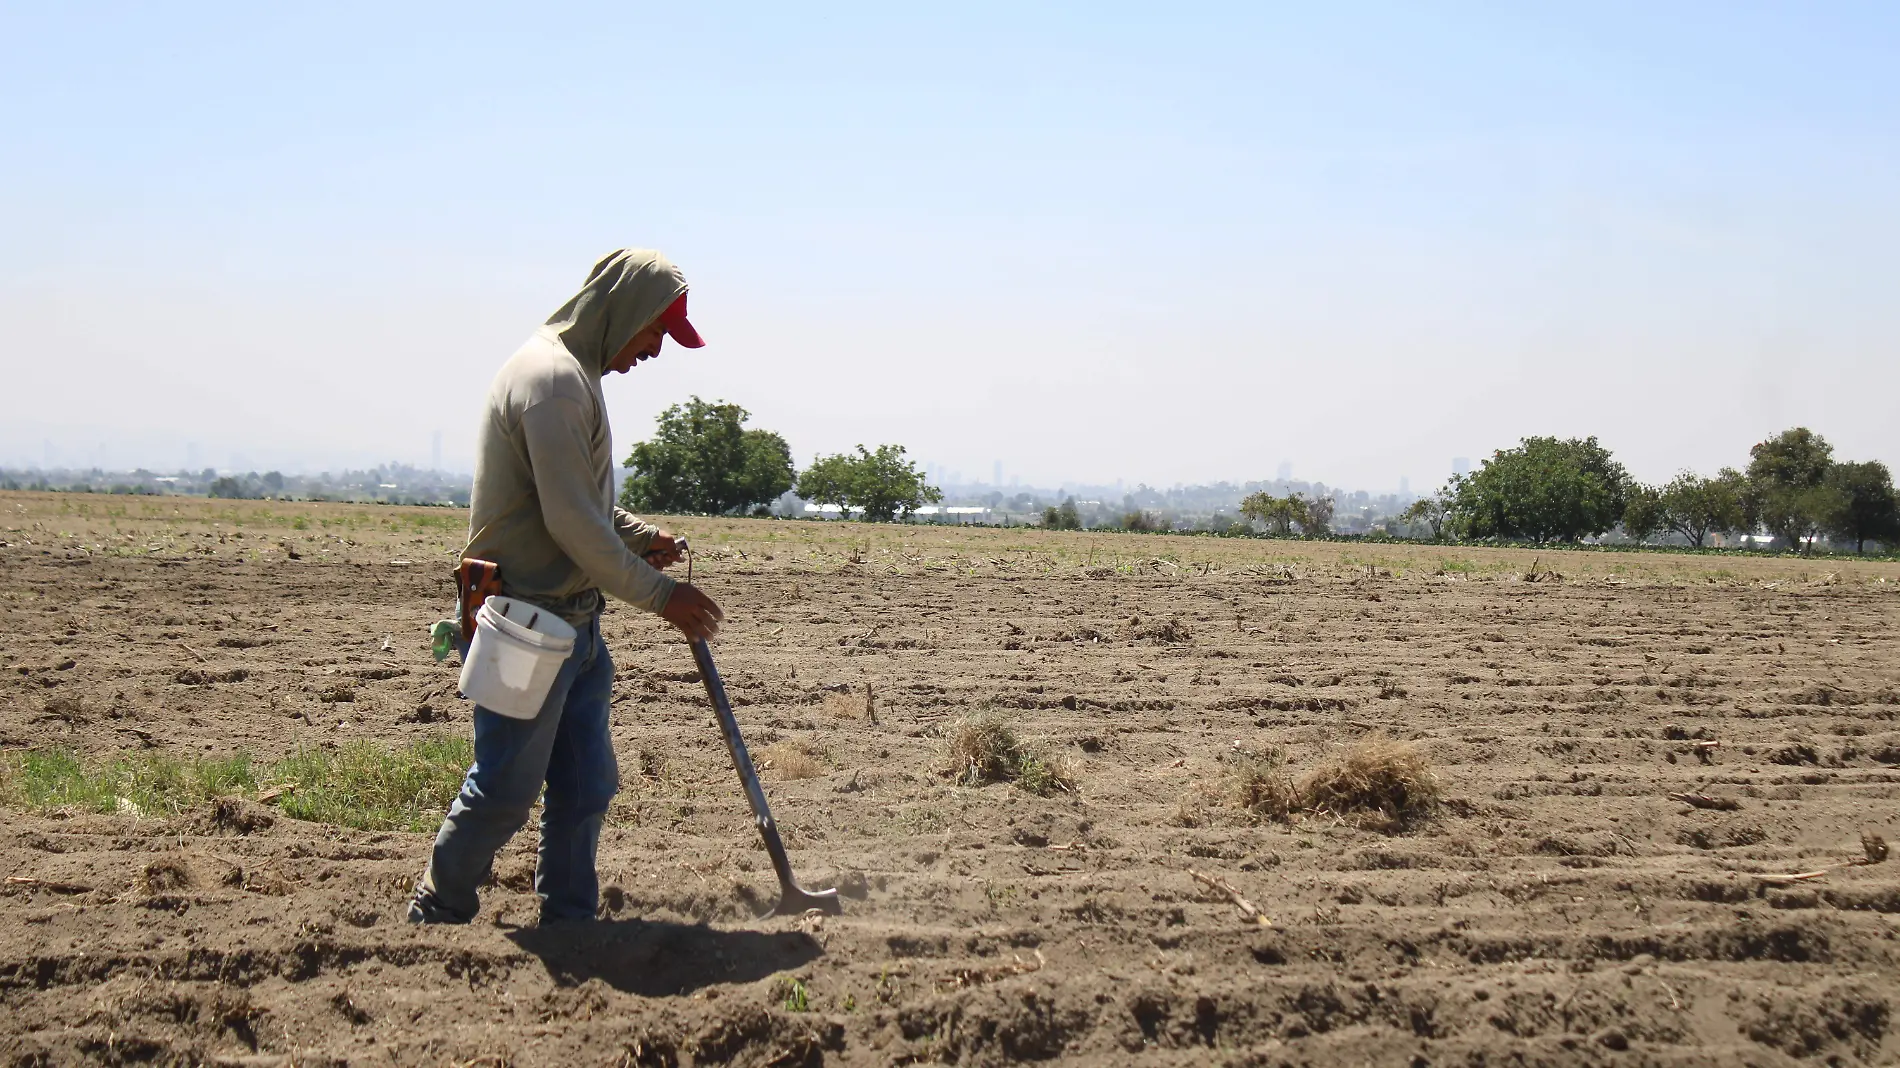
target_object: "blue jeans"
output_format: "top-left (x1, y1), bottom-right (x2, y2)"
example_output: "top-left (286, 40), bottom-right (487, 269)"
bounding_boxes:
top-left (412, 614), bottom-right (618, 924)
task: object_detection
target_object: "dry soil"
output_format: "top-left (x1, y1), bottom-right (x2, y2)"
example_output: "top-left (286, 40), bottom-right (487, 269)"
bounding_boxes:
top-left (3, 492), bottom-right (1899, 1066)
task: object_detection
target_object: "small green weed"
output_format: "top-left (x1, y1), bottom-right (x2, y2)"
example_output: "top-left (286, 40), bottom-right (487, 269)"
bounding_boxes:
top-left (947, 712), bottom-right (1078, 795)
top-left (777, 978), bottom-right (810, 1012)
top-left (1013, 751), bottom-right (1076, 797)
top-left (895, 805), bottom-right (948, 835)
top-left (983, 883), bottom-right (1019, 912)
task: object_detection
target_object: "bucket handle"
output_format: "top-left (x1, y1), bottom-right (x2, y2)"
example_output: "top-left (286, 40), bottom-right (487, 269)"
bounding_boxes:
top-left (528, 611), bottom-right (541, 628)
top-left (490, 598), bottom-right (547, 634)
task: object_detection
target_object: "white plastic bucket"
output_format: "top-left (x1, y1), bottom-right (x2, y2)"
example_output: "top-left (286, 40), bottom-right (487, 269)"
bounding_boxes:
top-left (458, 596), bottom-right (577, 719)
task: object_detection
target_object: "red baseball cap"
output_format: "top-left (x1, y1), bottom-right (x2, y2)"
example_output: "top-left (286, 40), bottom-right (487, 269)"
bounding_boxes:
top-left (659, 292), bottom-right (705, 348)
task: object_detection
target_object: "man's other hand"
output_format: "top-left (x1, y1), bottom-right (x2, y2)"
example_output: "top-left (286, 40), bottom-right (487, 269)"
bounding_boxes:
top-left (643, 530), bottom-right (684, 570)
top-left (661, 583), bottom-right (723, 641)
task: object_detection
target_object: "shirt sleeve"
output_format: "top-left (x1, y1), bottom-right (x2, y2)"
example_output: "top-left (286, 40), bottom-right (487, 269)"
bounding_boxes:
top-left (613, 509), bottom-right (658, 555)
top-left (520, 397), bottom-right (677, 614)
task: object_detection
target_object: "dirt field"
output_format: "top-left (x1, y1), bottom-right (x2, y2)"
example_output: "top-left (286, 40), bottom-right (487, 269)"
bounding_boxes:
top-left (3, 491), bottom-right (1899, 1066)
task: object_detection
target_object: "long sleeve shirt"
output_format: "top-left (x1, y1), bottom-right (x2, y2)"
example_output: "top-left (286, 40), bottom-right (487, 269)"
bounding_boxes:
top-left (466, 326), bottom-right (676, 625)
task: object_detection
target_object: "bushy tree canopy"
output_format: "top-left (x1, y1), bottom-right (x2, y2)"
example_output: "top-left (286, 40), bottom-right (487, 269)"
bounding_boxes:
top-left (1657, 469), bottom-right (1746, 548)
top-left (619, 397), bottom-right (795, 515)
top-left (1621, 484), bottom-right (1665, 545)
top-left (1042, 497), bottom-right (1082, 530)
top-left (795, 444), bottom-right (942, 522)
top-left (1452, 436), bottom-right (1630, 544)
top-left (1823, 460), bottom-right (1899, 554)
top-left (1238, 492), bottom-right (1333, 536)
top-left (1746, 427), bottom-right (1839, 552)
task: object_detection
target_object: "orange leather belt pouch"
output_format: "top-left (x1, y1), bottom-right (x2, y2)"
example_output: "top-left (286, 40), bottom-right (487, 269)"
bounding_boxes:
top-left (456, 558), bottom-right (503, 638)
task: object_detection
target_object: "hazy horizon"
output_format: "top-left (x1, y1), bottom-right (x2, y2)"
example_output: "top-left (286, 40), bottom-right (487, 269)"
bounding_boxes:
top-left (5, 4), bottom-right (1896, 494)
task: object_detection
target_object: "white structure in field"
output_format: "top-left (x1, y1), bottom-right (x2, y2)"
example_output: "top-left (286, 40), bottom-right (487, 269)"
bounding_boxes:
top-left (802, 504), bottom-right (992, 521)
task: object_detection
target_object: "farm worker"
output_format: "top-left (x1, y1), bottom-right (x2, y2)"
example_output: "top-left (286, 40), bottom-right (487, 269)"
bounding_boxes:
top-left (409, 249), bottom-right (725, 925)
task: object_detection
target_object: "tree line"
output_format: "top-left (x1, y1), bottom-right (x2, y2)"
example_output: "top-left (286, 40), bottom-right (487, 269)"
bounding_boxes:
top-left (1401, 427), bottom-right (1897, 554)
top-left (618, 401), bottom-right (1894, 552)
top-left (618, 397), bottom-right (942, 521)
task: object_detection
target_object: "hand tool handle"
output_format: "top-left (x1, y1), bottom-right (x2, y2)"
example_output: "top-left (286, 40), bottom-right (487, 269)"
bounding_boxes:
top-left (690, 637), bottom-right (802, 898)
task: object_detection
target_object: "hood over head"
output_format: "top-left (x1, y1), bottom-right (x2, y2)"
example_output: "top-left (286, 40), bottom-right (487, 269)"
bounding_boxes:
top-left (543, 249), bottom-right (692, 376)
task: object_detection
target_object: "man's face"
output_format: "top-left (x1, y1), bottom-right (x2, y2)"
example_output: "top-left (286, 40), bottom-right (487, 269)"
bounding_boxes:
top-left (606, 321), bottom-right (668, 374)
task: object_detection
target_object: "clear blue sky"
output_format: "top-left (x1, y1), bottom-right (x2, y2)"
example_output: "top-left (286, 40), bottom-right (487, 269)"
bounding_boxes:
top-left (3, 2), bottom-right (1896, 492)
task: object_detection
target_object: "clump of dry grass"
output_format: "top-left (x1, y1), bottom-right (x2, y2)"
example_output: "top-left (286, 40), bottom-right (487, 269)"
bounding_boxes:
top-left (1232, 747), bottom-right (1296, 821)
top-left (1015, 751), bottom-right (1079, 797)
top-left (822, 684), bottom-right (875, 722)
top-left (947, 712), bottom-right (1077, 796)
top-left (1223, 733), bottom-right (1438, 831)
top-left (758, 740), bottom-right (825, 782)
top-left (1296, 733), bottom-right (1438, 829)
top-left (1129, 614), bottom-right (1192, 644)
top-left (949, 713), bottom-right (1019, 785)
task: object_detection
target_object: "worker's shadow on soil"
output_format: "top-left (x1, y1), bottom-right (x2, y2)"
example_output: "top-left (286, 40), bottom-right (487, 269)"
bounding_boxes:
top-left (508, 919), bottom-right (822, 997)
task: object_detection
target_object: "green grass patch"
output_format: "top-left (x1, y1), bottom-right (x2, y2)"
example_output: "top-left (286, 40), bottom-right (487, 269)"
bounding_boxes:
top-left (0, 749), bottom-right (261, 817)
top-left (0, 735), bottom-right (473, 832)
top-left (271, 737), bottom-right (473, 831)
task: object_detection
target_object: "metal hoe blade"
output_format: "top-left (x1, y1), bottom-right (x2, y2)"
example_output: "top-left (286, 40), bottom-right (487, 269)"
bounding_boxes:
top-left (689, 637), bottom-right (842, 918)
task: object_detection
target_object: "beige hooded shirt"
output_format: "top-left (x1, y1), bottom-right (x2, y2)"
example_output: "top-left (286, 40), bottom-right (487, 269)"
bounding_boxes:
top-left (466, 249), bottom-right (684, 624)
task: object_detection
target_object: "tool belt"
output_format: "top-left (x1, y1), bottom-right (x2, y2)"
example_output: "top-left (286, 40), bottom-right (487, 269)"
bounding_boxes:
top-left (455, 557), bottom-right (503, 640)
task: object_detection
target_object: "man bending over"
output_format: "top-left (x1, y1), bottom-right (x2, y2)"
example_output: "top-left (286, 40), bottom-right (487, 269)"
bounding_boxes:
top-left (410, 248), bottom-right (724, 925)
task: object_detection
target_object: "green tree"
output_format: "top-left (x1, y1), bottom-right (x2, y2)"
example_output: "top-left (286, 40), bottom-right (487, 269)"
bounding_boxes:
top-left (1746, 426), bottom-right (1833, 487)
top-left (1239, 492), bottom-right (1302, 536)
top-left (619, 397), bottom-right (796, 515)
top-left (1041, 496), bottom-right (1082, 530)
top-left (794, 453), bottom-right (858, 519)
top-left (1401, 478), bottom-right (1460, 541)
top-left (796, 444), bottom-right (942, 522)
top-left (1759, 484), bottom-right (1845, 554)
top-left (208, 476), bottom-right (247, 499)
top-left (1451, 436), bottom-right (1631, 544)
top-left (1621, 484), bottom-right (1664, 545)
top-left (1822, 460), bottom-right (1899, 554)
top-left (1745, 427), bottom-right (1835, 552)
top-left (1296, 493), bottom-right (1334, 535)
top-left (1656, 469), bottom-right (1745, 548)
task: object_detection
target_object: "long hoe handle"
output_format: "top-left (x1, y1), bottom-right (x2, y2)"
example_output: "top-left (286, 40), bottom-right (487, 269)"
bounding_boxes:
top-left (689, 637), bottom-right (842, 918)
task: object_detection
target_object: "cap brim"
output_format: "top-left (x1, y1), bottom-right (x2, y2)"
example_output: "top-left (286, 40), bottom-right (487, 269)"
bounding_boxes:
top-left (665, 318), bottom-right (706, 348)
